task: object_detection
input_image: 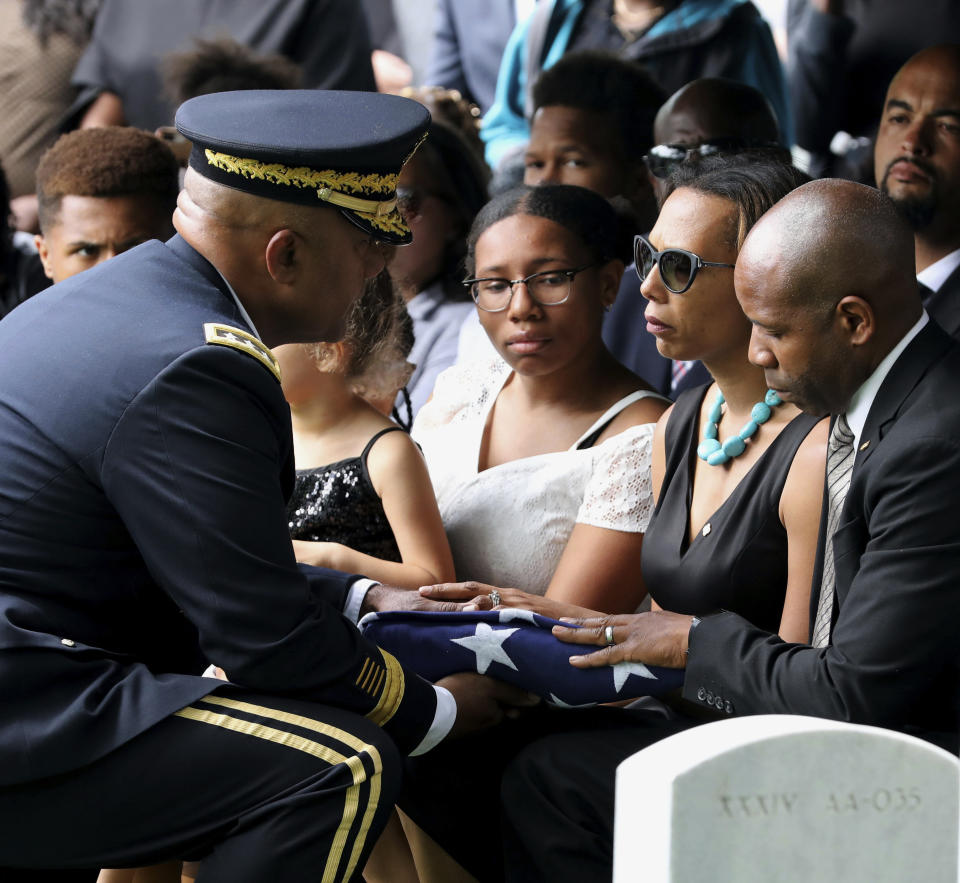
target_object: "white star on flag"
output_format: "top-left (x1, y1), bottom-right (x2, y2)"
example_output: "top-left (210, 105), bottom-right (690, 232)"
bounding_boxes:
top-left (497, 608), bottom-right (537, 624)
top-left (451, 622), bottom-right (520, 674)
top-left (612, 661), bottom-right (657, 692)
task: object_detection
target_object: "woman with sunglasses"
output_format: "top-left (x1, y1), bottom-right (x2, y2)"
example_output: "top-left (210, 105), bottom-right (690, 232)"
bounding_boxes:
top-left (412, 183), bottom-right (668, 616)
top-left (631, 156), bottom-right (826, 645)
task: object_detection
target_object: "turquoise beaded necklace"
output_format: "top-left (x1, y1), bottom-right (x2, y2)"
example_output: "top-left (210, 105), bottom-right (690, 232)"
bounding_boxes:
top-left (697, 389), bottom-right (783, 466)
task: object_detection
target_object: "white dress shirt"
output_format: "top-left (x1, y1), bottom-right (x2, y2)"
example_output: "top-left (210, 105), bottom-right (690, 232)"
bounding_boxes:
top-left (844, 311), bottom-right (929, 450)
top-left (917, 247), bottom-right (960, 294)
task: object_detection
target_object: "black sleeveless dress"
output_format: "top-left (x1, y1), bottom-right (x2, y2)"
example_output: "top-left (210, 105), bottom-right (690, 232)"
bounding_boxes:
top-left (642, 385), bottom-right (820, 633)
top-left (286, 426), bottom-right (403, 561)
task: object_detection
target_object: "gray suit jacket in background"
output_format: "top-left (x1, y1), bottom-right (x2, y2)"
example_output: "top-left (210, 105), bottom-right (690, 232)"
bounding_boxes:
top-left (426, 0), bottom-right (517, 114)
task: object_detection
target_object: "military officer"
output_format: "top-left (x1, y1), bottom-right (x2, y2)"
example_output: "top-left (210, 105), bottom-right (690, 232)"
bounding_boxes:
top-left (0, 90), bottom-right (530, 880)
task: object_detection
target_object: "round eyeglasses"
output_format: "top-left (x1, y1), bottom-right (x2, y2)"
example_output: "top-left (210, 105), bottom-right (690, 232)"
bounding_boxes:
top-left (634, 234), bottom-right (735, 294)
top-left (462, 263), bottom-right (599, 312)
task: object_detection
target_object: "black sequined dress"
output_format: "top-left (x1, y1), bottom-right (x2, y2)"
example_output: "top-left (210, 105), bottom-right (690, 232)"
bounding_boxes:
top-left (287, 426), bottom-right (402, 561)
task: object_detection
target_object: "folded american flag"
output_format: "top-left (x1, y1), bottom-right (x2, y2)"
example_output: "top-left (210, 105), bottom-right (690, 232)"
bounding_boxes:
top-left (359, 608), bottom-right (684, 706)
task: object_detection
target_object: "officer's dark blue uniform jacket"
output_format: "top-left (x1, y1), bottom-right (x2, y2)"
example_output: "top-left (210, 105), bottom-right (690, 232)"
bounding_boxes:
top-left (0, 235), bottom-right (437, 786)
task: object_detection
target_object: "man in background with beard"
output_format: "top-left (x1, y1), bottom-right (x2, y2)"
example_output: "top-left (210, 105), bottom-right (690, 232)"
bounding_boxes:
top-left (874, 44), bottom-right (960, 338)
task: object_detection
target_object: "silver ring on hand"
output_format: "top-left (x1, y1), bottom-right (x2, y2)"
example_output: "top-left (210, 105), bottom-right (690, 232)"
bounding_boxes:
top-left (604, 625), bottom-right (616, 646)
top-left (489, 589), bottom-right (501, 608)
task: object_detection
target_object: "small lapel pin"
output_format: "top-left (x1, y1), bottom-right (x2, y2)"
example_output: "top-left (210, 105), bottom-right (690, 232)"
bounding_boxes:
top-left (859, 440), bottom-right (871, 452)
top-left (702, 523), bottom-right (712, 537)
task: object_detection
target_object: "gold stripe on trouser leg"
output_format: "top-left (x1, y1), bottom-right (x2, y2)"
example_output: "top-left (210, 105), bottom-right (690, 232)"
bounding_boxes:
top-left (198, 695), bottom-right (385, 879)
top-left (203, 694), bottom-right (383, 879)
top-left (199, 695), bottom-right (386, 879)
top-left (175, 702), bottom-right (382, 883)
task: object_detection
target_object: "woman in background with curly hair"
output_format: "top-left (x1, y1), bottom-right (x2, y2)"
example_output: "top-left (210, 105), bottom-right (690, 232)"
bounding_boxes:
top-left (389, 111), bottom-right (491, 420)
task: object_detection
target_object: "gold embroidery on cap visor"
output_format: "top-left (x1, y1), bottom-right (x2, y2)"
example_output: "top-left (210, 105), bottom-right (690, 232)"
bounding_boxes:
top-left (203, 148), bottom-right (408, 237)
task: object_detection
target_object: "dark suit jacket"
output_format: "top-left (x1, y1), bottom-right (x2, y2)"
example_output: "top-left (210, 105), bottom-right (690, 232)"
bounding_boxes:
top-left (603, 269), bottom-right (712, 398)
top-left (684, 321), bottom-right (960, 751)
top-left (0, 235), bottom-right (436, 786)
top-left (924, 263), bottom-right (960, 340)
top-left (425, 0), bottom-right (516, 114)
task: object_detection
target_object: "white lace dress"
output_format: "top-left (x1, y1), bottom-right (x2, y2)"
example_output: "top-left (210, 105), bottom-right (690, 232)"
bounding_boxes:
top-left (412, 359), bottom-right (660, 595)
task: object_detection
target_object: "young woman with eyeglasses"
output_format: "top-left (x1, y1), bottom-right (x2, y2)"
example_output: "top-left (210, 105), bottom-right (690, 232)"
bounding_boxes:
top-left (412, 184), bottom-right (668, 616)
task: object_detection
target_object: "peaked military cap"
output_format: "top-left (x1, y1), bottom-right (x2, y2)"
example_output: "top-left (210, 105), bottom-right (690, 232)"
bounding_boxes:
top-left (175, 90), bottom-right (431, 245)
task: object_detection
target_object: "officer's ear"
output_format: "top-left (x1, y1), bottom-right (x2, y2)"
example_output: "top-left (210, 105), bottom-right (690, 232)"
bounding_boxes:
top-left (264, 228), bottom-right (300, 284)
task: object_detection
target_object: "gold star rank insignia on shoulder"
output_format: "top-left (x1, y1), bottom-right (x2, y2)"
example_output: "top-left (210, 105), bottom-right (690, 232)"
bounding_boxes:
top-left (203, 323), bottom-right (281, 383)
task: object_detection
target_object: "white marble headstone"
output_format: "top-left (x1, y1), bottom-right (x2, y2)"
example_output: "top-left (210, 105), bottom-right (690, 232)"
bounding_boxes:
top-left (613, 715), bottom-right (959, 883)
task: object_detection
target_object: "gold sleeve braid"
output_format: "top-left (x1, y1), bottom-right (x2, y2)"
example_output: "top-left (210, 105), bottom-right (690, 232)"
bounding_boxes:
top-left (361, 650), bottom-right (405, 727)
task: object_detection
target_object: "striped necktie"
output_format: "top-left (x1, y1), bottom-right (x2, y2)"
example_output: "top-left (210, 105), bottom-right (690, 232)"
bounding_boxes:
top-left (812, 414), bottom-right (856, 647)
top-left (670, 360), bottom-right (693, 395)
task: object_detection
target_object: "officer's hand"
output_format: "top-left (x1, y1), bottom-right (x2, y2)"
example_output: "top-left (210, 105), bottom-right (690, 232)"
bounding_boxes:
top-left (436, 672), bottom-right (540, 739)
top-left (421, 581), bottom-right (598, 620)
top-left (361, 582), bottom-right (476, 616)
